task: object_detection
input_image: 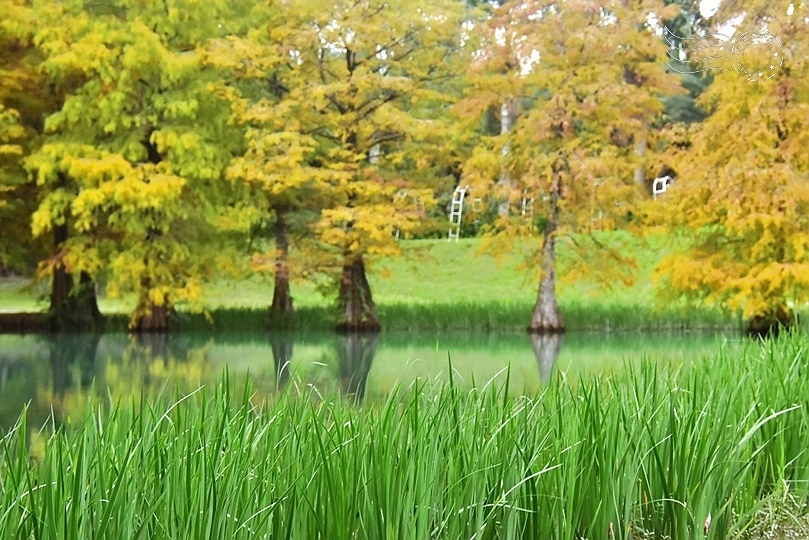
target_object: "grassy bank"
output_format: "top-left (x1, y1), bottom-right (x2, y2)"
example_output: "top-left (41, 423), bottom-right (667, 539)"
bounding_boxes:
top-left (0, 235), bottom-right (743, 332)
top-left (2, 333), bottom-right (807, 539)
top-left (90, 301), bottom-right (734, 334)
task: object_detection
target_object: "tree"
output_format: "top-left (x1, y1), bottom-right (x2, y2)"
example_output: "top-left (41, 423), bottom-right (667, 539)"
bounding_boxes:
top-left (0, 0), bottom-right (49, 276)
top-left (653, 1), bottom-right (809, 335)
top-left (2, 0), bottom-right (102, 331)
top-left (242, 0), bottom-right (465, 332)
top-left (204, 2), bottom-right (348, 327)
top-left (461, 0), bottom-right (682, 333)
top-left (26, 0), bottom-right (243, 332)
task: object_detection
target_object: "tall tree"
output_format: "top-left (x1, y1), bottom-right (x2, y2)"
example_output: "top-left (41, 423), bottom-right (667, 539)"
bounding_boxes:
top-left (2, 0), bottom-right (101, 331)
top-left (653, 1), bottom-right (809, 335)
top-left (256, 0), bottom-right (465, 332)
top-left (26, 0), bottom-right (242, 332)
top-left (204, 2), bottom-right (346, 327)
top-left (462, 0), bottom-right (682, 333)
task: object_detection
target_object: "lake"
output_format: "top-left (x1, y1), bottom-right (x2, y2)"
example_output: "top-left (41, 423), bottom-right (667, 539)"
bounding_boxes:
top-left (0, 330), bottom-right (743, 431)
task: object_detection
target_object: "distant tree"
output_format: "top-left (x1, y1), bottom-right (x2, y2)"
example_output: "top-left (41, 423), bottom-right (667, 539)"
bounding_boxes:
top-left (461, 0), bottom-right (682, 333)
top-left (659, 0), bottom-right (713, 125)
top-left (654, 1), bottom-right (809, 335)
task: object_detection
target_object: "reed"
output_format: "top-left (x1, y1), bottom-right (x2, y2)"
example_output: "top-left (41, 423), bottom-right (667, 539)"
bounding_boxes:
top-left (2, 333), bottom-right (807, 539)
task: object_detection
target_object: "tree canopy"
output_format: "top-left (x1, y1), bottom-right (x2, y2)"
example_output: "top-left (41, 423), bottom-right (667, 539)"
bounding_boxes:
top-left (0, 0), bottom-right (807, 333)
top-left (654, 0), bottom-right (809, 333)
top-left (25, 0), bottom-right (242, 330)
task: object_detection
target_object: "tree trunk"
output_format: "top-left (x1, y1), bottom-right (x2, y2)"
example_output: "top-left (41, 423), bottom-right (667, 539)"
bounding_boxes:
top-left (337, 332), bottom-right (378, 400)
top-left (48, 222), bottom-right (103, 332)
top-left (746, 305), bottom-right (794, 338)
top-left (497, 99), bottom-right (514, 217)
top-left (528, 176), bottom-right (564, 334)
top-left (269, 207), bottom-right (294, 328)
top-left (336, 256), bottom-right (381, 333)
top-left (131, 302), bottom-right (171, 333)
top-left (634, 136), bottom-right (647, 191)
top-left (131, 277), bottom-right (171, 333)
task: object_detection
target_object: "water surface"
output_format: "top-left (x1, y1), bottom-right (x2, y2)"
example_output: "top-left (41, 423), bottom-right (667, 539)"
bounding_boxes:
top-left (0, 330), bottom-right (741, 430)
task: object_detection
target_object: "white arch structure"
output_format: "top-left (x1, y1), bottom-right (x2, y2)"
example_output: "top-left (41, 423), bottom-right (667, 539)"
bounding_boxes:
top-left (652, 175), bottom-right (674, 199)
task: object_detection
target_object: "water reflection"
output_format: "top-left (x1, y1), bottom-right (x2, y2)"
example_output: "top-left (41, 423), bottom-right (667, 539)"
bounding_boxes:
top-left (47, 333), bottom-right (100, 427)
top-left (529, 333), bottom-right (563, 382)
top-left (50, 333), bottom-right (99, 393)
top-left (269, 332), bottom-right (293, 390)
top-left (337, 333), bottom-right (378, 400)
top-left (0, 330), bottom-right (738, 431)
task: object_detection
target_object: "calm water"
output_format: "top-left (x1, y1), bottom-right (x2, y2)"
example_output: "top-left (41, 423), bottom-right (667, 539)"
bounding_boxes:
top-left (0, 331), bottom-right (741, 430)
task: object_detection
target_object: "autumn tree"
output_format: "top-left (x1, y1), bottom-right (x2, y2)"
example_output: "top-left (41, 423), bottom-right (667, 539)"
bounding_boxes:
top-left (204, 2), bottom-right (347, 327)
top-left (0, 0), bottom-right (50, 276)
top-left (26, 0), bottom-right (243, 332)
top-left (2, 0), bottom-right (96, 332)
top-left (232, 0), bottom-right (466, 332)
top-left (653, 1), bottom-right (809, 335)
top-left (461, 0), bottom-right (683, 333)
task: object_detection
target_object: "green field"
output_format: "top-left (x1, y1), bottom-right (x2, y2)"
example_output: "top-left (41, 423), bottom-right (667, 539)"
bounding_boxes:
top-left (2, 332), bottom-right (807, 539)
top-left (0, 234), bottom-right (739, 332)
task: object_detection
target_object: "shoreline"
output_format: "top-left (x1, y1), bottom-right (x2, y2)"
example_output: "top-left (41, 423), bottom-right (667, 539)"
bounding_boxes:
top-left (0, 305), bottom-right (743, 335)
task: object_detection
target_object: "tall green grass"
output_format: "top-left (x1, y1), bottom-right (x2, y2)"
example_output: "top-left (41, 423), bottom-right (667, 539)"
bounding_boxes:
top-left (2, 334), bottom-right (807, 539)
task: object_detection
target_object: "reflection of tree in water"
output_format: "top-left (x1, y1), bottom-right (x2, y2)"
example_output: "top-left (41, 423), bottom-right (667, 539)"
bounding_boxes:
top-left (529, 333), bottom-right (563, 383)
top-left (46, 333), bottom-right (102, 427)
top-left (102, 333), bottom-right (211, 400)
top-left (269, 332), bottom-right (293, 391)
top-left (337, 333), bottom-right (378, 401)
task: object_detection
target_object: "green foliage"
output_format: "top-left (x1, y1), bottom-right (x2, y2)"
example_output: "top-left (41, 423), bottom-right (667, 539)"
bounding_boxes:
top-left (662, 93), bottom-right (707, 124)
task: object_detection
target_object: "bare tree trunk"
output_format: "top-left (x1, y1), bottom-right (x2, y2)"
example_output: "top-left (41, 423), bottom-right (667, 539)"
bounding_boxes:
top-left (48, 221), bottom-right (102, 332)
top-left (746, 305), bottom-right (794, 338)
top-left (131, 277), bottom-right (171, 333)
top-left (269, 207), bottom-right (294, 327)
top-left (497, 99), bottom-right (515, 216)
top-left (634, 136), bottom-right (647, 190)
top-left (133, 306), bottom-right (170, 332)
top-left (132, 302), bottom-right (171, 333)
top-left (500, 100), bottom-right (513, 137)
top-left (528, 176), bottom-right (564, 334)
top-left (336, 256), bottom-right (381, 333)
